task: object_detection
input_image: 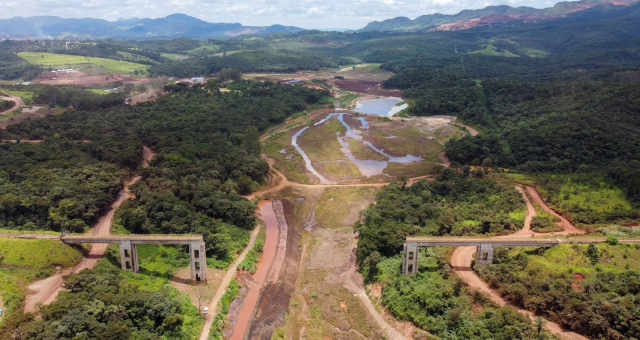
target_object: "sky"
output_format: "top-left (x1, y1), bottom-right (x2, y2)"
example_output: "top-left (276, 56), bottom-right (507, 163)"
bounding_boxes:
top-left (0, 0), bottom-right (574, 29)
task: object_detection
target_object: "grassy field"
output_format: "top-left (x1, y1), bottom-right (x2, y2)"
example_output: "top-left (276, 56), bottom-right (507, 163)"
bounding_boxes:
top-left (527, 243), bottom-right (640, 274)
top-left (469, 44), bottom-right (520, 58)
top-left (0, 238), bottom-right (83, 323)
top-left (18, 52), bottom-right (149, 74)
top-left (535, 173), bottom-right (634, 225)
top-left (298, 119), bottom-right (362, 181)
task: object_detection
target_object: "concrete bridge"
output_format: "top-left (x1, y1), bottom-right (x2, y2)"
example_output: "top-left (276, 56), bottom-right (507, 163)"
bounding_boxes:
top-left (403, 236), bottom-right (640, 275)
top-left (61, 234), bottom-right (207, 282)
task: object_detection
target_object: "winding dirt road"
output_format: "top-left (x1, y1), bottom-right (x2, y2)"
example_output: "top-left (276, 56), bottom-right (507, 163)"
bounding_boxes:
top-left (450, 185), bottom-right (588, 340)
top-left (23, 146), bottom-right (155, 314)
top-left (0, 95), bottom-right (24, 116)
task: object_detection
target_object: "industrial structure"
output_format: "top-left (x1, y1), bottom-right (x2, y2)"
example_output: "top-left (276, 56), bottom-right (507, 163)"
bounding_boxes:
top-left (402, 236), bottom-right (640, 275)
top-left (62, 234), bottom-right (207, 282)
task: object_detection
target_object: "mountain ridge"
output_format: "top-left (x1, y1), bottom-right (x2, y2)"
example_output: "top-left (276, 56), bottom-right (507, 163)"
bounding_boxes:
top-left (360, 0), bottom-right (639, 32)
top-left (0, 13), bottom-right (303, 40)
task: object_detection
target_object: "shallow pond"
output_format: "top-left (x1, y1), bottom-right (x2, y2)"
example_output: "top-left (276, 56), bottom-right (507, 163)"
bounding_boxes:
top-left (354, 97), bottom-right (408, 116)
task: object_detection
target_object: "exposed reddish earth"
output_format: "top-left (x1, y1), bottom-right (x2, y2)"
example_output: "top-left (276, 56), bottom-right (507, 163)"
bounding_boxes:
top-left (334, 79), bottom-right (403, 96)
top-left (198, 225), bottom-right (262, 340)
top-left (23, 146), bottom-right (155, 314)
top-left (228, 201), bottom-right (282, 340)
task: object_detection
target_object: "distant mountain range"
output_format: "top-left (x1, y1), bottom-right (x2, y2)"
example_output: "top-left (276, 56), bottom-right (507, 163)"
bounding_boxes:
top-left (360, 0), bottom-right (640, 32)
top-left (0, 13), bottom-right (303, 40)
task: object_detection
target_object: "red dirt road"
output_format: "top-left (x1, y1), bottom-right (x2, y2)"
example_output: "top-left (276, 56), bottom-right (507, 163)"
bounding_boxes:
top-left (0, 95), bottom-right (23, 115)
top-left (229, 200), bottom-right (282, 340)
top-left (450, 185), bottom-right (588, 340)
top-left (23, 146), bottom-right (155, 314)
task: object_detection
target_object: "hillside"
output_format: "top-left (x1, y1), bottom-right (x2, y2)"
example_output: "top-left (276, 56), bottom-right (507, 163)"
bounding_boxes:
top-left (0, 13), bottom-right (303, 40)
top-left (361, 0), bottom-right (640, 32)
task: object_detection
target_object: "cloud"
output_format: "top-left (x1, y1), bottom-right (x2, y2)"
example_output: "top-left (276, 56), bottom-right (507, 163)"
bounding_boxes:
top-left (0, 0), bottom-right (574, 29)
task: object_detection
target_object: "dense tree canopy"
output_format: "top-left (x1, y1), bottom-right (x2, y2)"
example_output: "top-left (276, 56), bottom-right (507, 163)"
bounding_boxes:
top-left (2, 81), bottom-right (328, 259)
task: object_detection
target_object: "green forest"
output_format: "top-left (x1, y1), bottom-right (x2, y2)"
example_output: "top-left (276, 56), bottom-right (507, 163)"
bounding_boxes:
top-left (2, 261), bottom-right (201, 340)
top-left (1, 81), bottom-right (328, 260)
top-left (356, 171), bottom-right (524, 282)
top-left (373, 252), bottom-right (554, 339)
top-left (0, 141), bottom-right (124, 232)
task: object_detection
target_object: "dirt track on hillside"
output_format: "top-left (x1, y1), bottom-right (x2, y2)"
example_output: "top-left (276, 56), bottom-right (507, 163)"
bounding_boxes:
top-left (450, 185), bottom-right (588, 340)
top-left (0, 95), bottom-right (23, 115)
top-left (23, 146), bottom-right (155, 314)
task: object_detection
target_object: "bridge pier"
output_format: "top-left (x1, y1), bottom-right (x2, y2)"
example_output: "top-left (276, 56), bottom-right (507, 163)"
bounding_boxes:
top-left (402, 242), bottom-right (419, 275)
top-left (62, 234), bottom-right (208, 284)
top-left (119, 240), bottom-right (139, 273)
top-left (189, 240), bottom-right (207, 282)
top-left (476, 244), bottom-right (494, 266)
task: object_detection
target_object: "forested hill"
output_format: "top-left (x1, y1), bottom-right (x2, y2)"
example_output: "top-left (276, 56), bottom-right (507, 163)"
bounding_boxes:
top-left (376, 2), bottom-right (640, 215)
top-left (360, 0), bottom-right (640, 32)
top-left (0, 81), bottom-right (329, 259)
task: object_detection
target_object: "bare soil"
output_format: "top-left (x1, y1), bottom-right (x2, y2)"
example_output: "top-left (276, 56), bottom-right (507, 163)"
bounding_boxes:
top-left (247, 200), bottom-right (301, 339)
top-left (228, 201), bottom-right (282, 340)
top-left (334, 79), bottom-right (402, 96)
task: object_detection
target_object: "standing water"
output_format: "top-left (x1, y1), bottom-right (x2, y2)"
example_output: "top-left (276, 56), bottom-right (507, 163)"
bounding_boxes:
top-left (354, 97), bottom-right (408, 116)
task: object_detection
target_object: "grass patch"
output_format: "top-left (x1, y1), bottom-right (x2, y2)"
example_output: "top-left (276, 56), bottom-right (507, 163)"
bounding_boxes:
top-left (209, 279), bottom-right (241, 339)
top-left (18, 52), bottom-right (149, 74)
top-left (0, 238), bottom-right (82, 323)
top-left (316, 187), bottom-right (378, 228)
top-left (238, 226), bottom-right (265, 273)
top-left (469, 44), bottom-right (520, 58)
top-left (534, 173), bottom-right (634, 224)
top-left (298, 119), bottom-right (346, 162)
top-left (337, 92), bottom-right (359, 109)
top-left (2, 89), bottom-right (33, 105)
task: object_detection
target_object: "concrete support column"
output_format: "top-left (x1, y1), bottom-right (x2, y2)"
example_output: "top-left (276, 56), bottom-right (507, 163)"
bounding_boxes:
top-left (119, 240), bottom-right (139, 272)
top-left (402, 242), bottom-right (419, 275)
top-left (189, 241), bottom-right (207, 282)
top-left (476, 243), bottom-right (494, 266)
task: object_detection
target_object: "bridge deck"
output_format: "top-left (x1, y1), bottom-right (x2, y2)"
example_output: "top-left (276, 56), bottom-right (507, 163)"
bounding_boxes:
top-left (406, 236), bottom-right (640, 247)
top-left (61, 234), bottom-right (203, 245)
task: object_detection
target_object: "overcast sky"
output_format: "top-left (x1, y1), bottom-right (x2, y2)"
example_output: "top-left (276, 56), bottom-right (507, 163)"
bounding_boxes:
top-left (0, 0), bottom-right (575, 29)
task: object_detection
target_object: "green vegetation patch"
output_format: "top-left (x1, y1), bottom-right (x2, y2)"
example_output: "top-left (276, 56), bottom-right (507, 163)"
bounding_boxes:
top-left (2, 260), bottom-right (201, 339)
top-left (238, 227), bottom-right (265, 273)
top-left (469, 44), bottom-right (520, 58)
top-left (535, 173), bottom-right (634, 225)
top-left (316, 187), bottom-right (378, 229)
top-left (356, 170), bottom-right (525, 282)
top-left (18, 52), bottom-right (149, 74)
top-left (209, 279), bottom-right (240, 339)
top-left (0, 238), bottom-right (82, 323)
top-left (479, 244), bottom-right (640, 338)
top-left (375, 250), bottom-right (554, 339)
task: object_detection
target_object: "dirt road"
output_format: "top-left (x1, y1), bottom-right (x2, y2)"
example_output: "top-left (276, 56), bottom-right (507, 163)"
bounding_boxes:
top-left (0, 95), bottom-right (24, 116)
top-left (450, 185), bottom-right (588, 340)
top-left (23, 146), bottom-right (155, 314)
top-left (198, 223), bottom-right (262, 340)
top-left (228, 201), bottom-right (282, 340)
